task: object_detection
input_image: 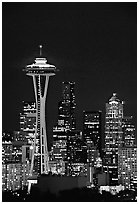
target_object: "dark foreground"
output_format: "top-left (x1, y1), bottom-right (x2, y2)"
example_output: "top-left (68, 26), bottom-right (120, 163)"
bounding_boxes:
top-left (2, 186), bottom-right (137, 202)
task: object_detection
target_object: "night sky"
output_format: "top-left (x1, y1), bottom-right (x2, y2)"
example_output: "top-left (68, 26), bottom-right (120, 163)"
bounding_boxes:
top-left (3, 2), bottom-right (137, 146)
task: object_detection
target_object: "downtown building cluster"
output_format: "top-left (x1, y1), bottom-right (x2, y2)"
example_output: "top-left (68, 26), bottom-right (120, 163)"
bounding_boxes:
top-left (2, 83), bottom-right (137, 194)
top-left (2, 49), bottom-right (137, 195)
top-left (2, 102), bottom-right (36, 191)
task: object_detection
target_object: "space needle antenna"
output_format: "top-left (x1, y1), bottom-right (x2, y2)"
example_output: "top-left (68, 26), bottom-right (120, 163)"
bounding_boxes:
top-left (39, 45), bottom-right (42, 56)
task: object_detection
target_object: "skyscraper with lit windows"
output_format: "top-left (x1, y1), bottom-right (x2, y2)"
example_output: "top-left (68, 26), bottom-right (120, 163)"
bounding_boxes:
top-left (118, 147), bottom-right (137, 189)
top-left (58, 81), bottom-right (76, 130)
top-left (20, 101), bottom-right (36, 145)
top-left (83, 111), bottom-right (101, 152)
top-left (104, 93), bottom-right (124, 186)
top-left (2, 140), bottom-right (31, 191)
top-left (66, 130), bottom-right (87, 176)
top-left (122, 116), bottom-right (136, 147)
top-left (118, 116), bottom-right (136, 190)
top-left (50, 82), bottom-right (76, 174)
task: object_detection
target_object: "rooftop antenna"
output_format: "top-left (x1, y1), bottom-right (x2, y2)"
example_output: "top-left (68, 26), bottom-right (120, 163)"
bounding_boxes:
top-left (39, 45), bottom-right (42, 56)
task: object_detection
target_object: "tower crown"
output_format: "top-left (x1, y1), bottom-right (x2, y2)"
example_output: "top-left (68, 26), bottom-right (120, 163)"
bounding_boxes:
top-left (26, 58), bottom-right (56, 69)
top-left (23, 46), bottom-right (57, 75)
top-left (108, 93), bottom-right (123, 104)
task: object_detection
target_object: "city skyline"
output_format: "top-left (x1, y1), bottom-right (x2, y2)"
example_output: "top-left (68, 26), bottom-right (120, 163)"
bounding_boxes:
top-left (3, 3), bottom-right (137, 139)
top-left (2, 3), bottom-right (137, 201)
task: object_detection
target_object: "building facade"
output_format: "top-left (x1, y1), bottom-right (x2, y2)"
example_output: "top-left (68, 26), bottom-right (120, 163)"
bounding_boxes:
top-left (122, 116), bottom-right (136, 147)
top-left (118, 147), bottom-right (137, 190)
top-left (20, 101), bottom-right (36, 145)
top-left (50, 82), bottom-right (77, 175)
top-left (66, 130), bottom-right (87, 176)
top-left (58, 81), bottom-right (76, 130)
top-left (2, 162), bottom-right (30, 191)
top-left (2, 140), bottom-right (31, 191)
top-left (104, 93), bottom-right (123, 186)
top-left (83, 111), bottom-right (101, 153)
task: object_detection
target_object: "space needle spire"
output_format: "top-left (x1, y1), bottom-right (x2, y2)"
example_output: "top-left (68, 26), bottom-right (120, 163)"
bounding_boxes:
top-left (23, 46), bottom-right (57, 189)
top-left (39, 45), bottom-right (42, 56)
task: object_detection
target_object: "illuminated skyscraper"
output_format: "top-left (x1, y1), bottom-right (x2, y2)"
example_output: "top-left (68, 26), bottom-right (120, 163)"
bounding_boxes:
top-left (58, 81), bottom-right (76, 130)
top-left (20, 101), bottom-right (36, 145)
top-left (23, 46), bottom-right (57, 176)
top-left (83, 111), bottom-right (101, 152)
top-left (2, 163), bottom-right (30, 191)
top-left (66, 130), bottom-right (87, 176)
top-left (2, 141), bottom-right (31, 191)
top-left (118, 116), bottom-right (136, 190)
top-left (2, 141), bottom-right (13, 164)
top-left (52, 126), bottom-right (67, 163)
top-left (50, 82), bottom-right (76, 174)
top-left (118, 147), bottom-right (137, 189)
top-left (83, 111), bottom-right (102, 187)
top-left (122, 116), bottom-right (136, 147)
top-left (104, 93), bottom-right (123, 185)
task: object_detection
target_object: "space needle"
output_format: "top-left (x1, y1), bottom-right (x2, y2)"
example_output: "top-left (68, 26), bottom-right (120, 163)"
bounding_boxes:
top-left (23, 45), bottom-right (57, 180)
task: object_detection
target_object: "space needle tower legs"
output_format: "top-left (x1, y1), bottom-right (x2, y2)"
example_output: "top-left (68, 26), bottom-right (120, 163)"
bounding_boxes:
top-left (23, 45), bottom-right (57, 178)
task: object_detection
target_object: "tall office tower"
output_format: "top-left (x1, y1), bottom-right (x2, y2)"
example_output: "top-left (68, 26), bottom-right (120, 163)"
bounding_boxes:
top-left (122, 116), bottom-right (136, 147)
top-left (58, 81), bottom-right (76, 130)
top-left (12, 142), bottom-right (23, 163)
top-left (2, 141), bottom-right (31, 191)
top-left (104, 93), bottom-right (123, 186)
top-left (20, 101), bottom-right (36, 145)
top-left (50, 82), bottom-right (76, 174)
top-left (23, 46), bottom-right (57, 176)
top-left (22, 145), bottom-right (32, 163)
top-left (83, 111), bottom-right (101, 153)
top-left (118, 147), bottom-right (137, 190)
top-left (86, 143), bottom-right (101, 187)
top-left (66, 130), bottom-right (87, 176)
top-left (2, 162), bottom-right (30, 191)
top-left (2, 141), bottom-right (13, 164)
top-left (83, 111), bottom-right (102, 186)
top-left (52, 126), bottom-right (68, 161)
top-left (2, 140), bottom-right (24, 164)
top-left (51, 126), bottom-right (68, 175)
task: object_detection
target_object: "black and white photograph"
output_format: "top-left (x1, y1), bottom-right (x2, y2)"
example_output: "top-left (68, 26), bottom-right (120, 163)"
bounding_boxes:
top-left (2, 2), bottom-right (137, 202)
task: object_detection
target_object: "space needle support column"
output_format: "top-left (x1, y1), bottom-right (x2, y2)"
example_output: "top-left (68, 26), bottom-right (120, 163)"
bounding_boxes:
top-left (40, 75), bottom-right (50, 174)
top-left (29, 75), bottom-right (38, 176)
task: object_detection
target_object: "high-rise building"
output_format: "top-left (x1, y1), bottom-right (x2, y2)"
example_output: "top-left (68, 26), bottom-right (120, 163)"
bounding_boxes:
top-left (2, 141), bottom-right (31, 191)
top-left (22, 145), bottom-right (32, 163)
top-left (20, 101), bottom-right (36, 145)
top-left (83, 111), bottom-right (101, 153)
top-left (83, 111), bottom-right (102, 187)
top-left (2, 141), bottom-right (13, 164)
top-left (12, 142), bottom-right (23, 163)
top-left (52, 126), bottom-right (68, 162)
top-left (50, 82), bottom-right (76, 175)
top-left (118, 147), bottom-right (137, 190)
top-left (58, 82), bottom-right (76, 130)
top-left (122, 116), bottom-right (136, 147)
top-left (104, 93), bottom-right (124, 186)
top-left (23, 45), bottom-right (57, 178)
top-left (66, 130), bottom-right (87, 176)
top-left (2, 162), bottom-right (30, 191)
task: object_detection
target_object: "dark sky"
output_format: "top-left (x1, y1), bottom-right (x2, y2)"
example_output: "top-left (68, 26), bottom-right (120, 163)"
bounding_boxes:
top-left (3, 2), bottom-right (137, 146)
